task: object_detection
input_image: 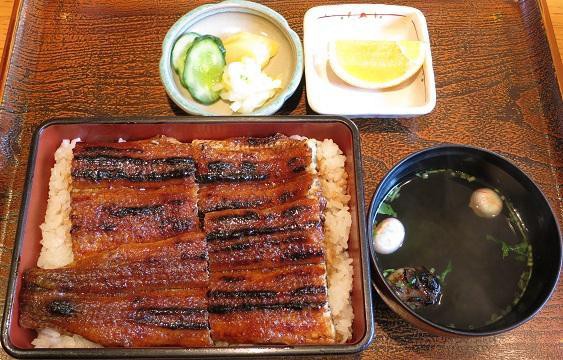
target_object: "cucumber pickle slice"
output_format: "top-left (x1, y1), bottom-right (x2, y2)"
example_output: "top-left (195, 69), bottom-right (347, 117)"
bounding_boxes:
top-left (172, 32), bottom-right (200, 77)
top-left (182, 35), bottom-right (226, 105)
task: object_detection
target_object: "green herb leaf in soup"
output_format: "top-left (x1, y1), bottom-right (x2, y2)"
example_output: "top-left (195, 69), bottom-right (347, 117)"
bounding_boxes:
top-left (487, 235), bottom-right (529, 261)
top-left (377, 202), bottom-right (397, 217)
top-left (438, 260), bottom-right (453, 284)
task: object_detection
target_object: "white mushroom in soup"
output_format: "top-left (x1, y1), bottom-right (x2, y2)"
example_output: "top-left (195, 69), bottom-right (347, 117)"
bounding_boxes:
top-left (373, 217), bottom-right (405, 254)
top-left (469, 188), bottom-right (503, 218)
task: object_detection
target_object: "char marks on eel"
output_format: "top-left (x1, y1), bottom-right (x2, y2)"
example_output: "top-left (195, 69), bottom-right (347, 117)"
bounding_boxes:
top-left (23, 232), bottom-right (209, 293)
top-left (70, 137), bottom-right (199, 258)
top-left (199, 134), bottom-right (335, 344)
top-left (20, 133), bottom-right (352, 347)
top-left (20, 289), bottom-right (211, 347)
top-left (192, 134), bottom-right (313, 184)
top-left (23, 136), bottom-right (212, 347)
top-left (208, 265), bottom-right (334, 344)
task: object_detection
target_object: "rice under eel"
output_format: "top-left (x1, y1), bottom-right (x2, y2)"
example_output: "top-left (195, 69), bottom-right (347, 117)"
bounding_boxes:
top-left (21, 134), bottom-right (349, 347)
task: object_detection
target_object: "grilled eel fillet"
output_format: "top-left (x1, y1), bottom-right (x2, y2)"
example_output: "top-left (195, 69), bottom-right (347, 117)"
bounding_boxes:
top-left (204, 197), bottom-right (323, 243)
top-left (208, 227), bottom-right (325, 272)
top-left (199, 173), bottom-right (315, 214)
top-left (204, 208), bottom-right (335, 344)
top-left (205, 199), bottom-right (325, 272)
top-left (70, 137), bottom-right (198, 258)
top-left (208, 264), bottom-right (335, 344)
top-left (192, 134), bottom-right (314, 184)
top-left (70, 180), bottom-right (198, 258)
top-left (20, 134), bottom-right (338, 346)
top-left (20, 289), bottom-right (212, 347)
top-left (71, 136), bottom-right (196, 184)
top-left (23, 232), bottom-right (208, 293)
top-left (20, 232), bottom-right (212, 347)
top-left (200, 135), bottom-right (335, 344)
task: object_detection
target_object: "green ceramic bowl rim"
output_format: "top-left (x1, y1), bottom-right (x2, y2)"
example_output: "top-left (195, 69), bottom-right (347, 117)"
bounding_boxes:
top-left (159, 0), bottom-right (303, 116)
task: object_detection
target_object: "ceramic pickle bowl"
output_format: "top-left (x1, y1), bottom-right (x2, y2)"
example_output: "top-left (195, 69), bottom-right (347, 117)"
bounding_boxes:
top-left (160, 0), bottom-right (303, 116)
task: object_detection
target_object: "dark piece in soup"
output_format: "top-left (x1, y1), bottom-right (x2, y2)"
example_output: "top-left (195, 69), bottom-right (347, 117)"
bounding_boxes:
top-left (375, 169), bottom-right (532, 330)
top-left (385, 267), bottom-right (442, 309)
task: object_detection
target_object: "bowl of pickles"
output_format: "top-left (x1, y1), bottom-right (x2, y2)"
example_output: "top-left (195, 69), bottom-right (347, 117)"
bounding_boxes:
top-left (160, 0), bottom-right (303, 116)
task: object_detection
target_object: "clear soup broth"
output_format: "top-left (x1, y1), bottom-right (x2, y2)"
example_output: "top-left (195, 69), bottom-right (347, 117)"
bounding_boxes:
top-left (375, 169), bottom-right (532, 330)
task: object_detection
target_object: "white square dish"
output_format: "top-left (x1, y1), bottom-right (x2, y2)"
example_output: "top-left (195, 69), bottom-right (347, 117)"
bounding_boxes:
top-left (304, 4), bottom-right (436, 117)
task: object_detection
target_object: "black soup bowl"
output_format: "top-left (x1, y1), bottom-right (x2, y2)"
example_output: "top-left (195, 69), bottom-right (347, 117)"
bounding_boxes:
top-left (368, 145), bottom-right (561, 336)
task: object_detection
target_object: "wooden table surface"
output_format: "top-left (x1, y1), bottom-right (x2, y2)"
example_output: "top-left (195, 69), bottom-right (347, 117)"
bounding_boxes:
top-left (0, 0), bottom-right (560, 64)
top-left (0, 1), bottom-right (561, 359)
top-left (0, 0), bottom-right (13, 54)
top-left (546, 0), bottom-right (563, 52)
top-left (0, 0), bottom-right (559, 89)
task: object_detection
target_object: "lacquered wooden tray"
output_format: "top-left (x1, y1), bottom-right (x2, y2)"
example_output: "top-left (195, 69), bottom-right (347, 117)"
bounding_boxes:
top-left (0, 0), bottom-right (561, 359)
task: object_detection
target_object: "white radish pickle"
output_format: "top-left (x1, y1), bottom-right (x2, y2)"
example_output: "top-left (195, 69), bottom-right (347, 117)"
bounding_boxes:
top-left (219, 57), bottom-right (281, 113)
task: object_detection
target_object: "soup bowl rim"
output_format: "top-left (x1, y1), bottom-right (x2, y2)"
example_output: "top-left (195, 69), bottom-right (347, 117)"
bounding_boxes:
top-left (368, 144), bottom-right (562, 336)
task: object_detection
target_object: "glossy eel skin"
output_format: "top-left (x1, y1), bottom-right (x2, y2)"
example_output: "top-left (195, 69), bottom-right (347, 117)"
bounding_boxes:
top-left (70, 137), bottom-right (199, 258)
top-left (208, 264), bottom-right (335, 344)
top-left (20, 289), bottom-right (212, 347)
top-left (207, 227), bottom-right (325, 272)
top-left (20, 135), bottom-right (337, 346)
top-left (70, 180), bottom-right (199, 258)
top-left (203, 197), bottom-right (323, 242)
top-left (22, 232), bottom-right (209, 293)
top-left (198, 172), bottom-right (315, 214)
top-left (71, 137), bottom-right (196, 183)
top-left (192, 134), bottom-right (313, 184)
top-left (201, 135), bottom-right (334, 344)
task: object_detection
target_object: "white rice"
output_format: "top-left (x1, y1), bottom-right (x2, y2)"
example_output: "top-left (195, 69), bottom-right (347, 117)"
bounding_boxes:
top-left (33, 137), bottom-right (354, 347)
top-left (37, 139), bottom-right (79, 269)
top-left (316, 139), bottom-right (354, 343)
top-left (34, 138), bottom-right (101, 348)
top-left (32, 328), bottom-right (101, 348)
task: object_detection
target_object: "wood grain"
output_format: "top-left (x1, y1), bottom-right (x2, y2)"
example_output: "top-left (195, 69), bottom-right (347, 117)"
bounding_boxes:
top-left (0, 1), bottom-right (561, 359)
top-left (546, 0), bottom-right (563, 57)
top-left (0, 0), bottom-right (13, 54)
top-left (541, 0), bottom-right (563, 95)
